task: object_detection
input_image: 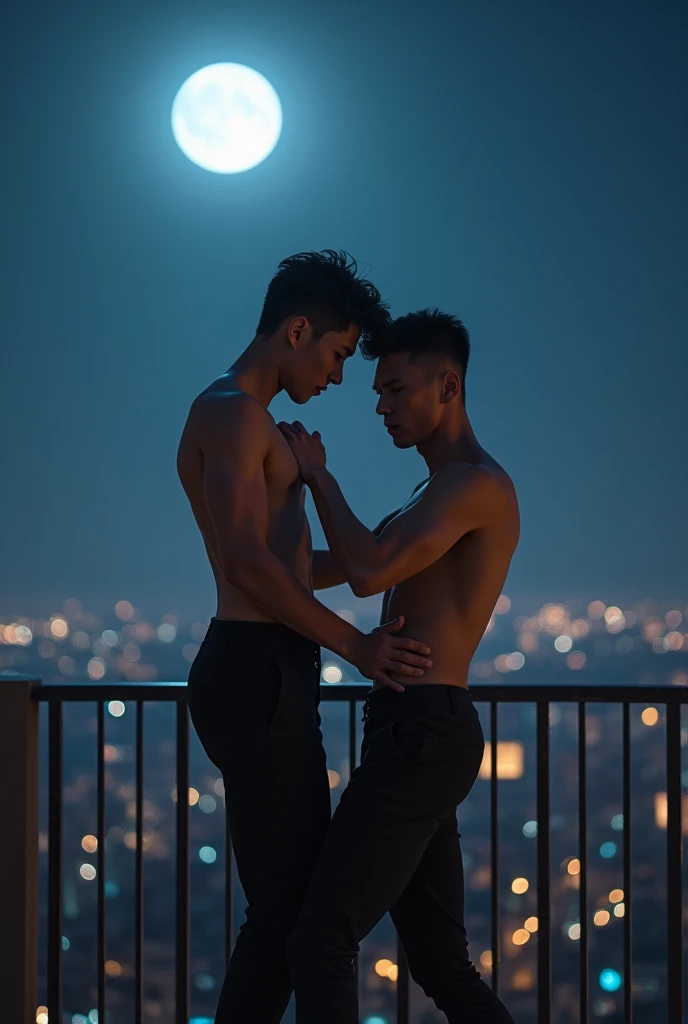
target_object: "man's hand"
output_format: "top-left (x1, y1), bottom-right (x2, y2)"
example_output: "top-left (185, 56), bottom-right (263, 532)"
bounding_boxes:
top-left (277, 421), bottom-right (326, 484)
top-left (351, 615), bottom-right (432, 692)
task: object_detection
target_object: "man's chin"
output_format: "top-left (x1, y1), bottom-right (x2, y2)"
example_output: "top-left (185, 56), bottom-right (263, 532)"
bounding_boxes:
top-left (391, 435), bottom-right (414, 449)
top-left (288, 390), bottom-right (310, 406)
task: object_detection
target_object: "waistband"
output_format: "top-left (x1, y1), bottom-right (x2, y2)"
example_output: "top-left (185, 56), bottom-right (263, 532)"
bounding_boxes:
top-left (207, 618), bottom-right (317, 646)
top-left (363, 683), bottom-right (474, 719)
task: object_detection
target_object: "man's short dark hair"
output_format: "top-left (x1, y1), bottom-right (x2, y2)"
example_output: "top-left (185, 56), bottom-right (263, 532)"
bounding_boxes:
top-left (360, 307), bottom-right (471, 400)
top-left (257, 250), bottom-right (391, 349)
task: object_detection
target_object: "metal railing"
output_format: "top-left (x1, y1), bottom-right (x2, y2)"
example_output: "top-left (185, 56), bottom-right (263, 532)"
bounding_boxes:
top-left (0, 676), bottom-right (685, 1023)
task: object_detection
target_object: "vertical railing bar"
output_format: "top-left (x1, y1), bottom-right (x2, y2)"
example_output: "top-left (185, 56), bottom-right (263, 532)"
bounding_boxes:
top-left (666, 702), bottom-right (682, 1022)
top-left (135, 700), bottom-right (144, 1024)
top-left (349, 700), bottom-right (363, 1012)
top-left (578, 702), bottom-right (588, 1024)
top-left (47, 700), bottom-right (63, 1023)
top-left (176, 698), bottom-right (190, 1024)
top-left (490, 702), bottom-right (499, 995)
top-left (622, 703), bottom-right (633, 1024)
top-left (97, 700), bottom-right (106, 1023)
top-left (536, 701), bottom-right (550, 1024)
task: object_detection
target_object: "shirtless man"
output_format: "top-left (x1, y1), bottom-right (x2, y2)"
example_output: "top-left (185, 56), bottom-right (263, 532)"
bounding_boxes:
top-left (279, 308), bottom-right (519, 1023)
top-left (176, 251), bottom-right (433, 1024)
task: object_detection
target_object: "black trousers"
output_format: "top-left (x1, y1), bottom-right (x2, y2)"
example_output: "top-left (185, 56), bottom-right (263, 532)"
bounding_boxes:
top-left (286, 684), bottom-right (515, 1024)
top-left (187, 619), bottom-right (331, 1024)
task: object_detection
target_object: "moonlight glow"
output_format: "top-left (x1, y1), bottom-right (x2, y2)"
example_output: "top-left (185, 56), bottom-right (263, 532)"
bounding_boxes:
top-left (171, 63), bottom-right (282, 174)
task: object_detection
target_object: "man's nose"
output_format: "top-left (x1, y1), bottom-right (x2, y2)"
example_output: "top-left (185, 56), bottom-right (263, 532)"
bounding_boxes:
top-left (375, 395), bottom-right (389, 416)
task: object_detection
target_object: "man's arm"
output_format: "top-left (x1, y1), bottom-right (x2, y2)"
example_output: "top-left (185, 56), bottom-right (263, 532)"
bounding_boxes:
top-left (198, 397), bottom-right (432, 685)
top-left (312, 551), bottom-right (347, 590)
top-left (312, 493), bottom-right (422, 591)
top-left (307, 462), bottom-right (498, 598)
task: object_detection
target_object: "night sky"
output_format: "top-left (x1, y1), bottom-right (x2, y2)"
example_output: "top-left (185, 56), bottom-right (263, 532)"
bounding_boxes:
top-left (3, 0), bottom-right (687, 614)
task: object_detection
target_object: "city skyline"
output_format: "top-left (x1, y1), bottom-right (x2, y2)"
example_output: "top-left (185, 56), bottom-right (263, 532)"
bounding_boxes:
top-left (3, 591), bottom-right (687, 688)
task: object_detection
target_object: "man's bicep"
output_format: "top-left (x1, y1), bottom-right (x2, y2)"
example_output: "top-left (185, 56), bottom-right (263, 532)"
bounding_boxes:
top-left (370, 480), bottom-right (427, 538)
top-left (203, 451), bottom-right (270, 570)
top-left (371, 508), bottom-right (401, 537)
top-left (376, 500), bottom-right (452, 566)
top-left (378, 480), bottom-right (447, 547)
top-left (200, 400), bottom-right (272, 557)
top-left (377, 470), bottom-right (492, 565)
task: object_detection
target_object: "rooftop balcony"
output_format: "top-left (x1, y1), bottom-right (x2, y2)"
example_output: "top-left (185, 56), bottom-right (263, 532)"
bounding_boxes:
top-left (1, 676), bottom-right (685, 1024)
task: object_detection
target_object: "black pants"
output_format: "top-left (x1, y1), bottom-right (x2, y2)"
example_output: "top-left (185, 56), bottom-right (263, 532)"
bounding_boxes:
top-left (286, 684), bottom-right (515, 1024)
top-left (187, 619), bottom-right (331, 1024)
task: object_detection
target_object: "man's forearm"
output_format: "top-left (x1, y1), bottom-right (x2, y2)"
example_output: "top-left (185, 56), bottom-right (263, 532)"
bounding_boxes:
top-left (307, 467), bottom-right (383, 589)
top-left (312, 550), bottom-right (348, 590)
top-left (228, 549), bottom-right (361, 659)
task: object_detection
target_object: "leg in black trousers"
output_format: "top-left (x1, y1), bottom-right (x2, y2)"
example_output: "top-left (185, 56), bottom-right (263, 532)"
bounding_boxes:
top-left (187, 619), bottom-right (331, 1024)
top-left (391, 812), bottom-right (502, 1022)
top-left (286, 685), bottom-right (515, 1024)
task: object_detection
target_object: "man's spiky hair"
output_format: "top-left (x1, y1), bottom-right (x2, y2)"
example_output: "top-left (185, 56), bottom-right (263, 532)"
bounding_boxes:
top-left (361, 307), bottom-right (471, 400)
top-left (257, 250), bottom-right (391, 347)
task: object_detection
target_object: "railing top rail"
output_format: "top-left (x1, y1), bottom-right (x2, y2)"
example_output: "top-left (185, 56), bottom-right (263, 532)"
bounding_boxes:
top-left (16, 677), bottom-right (688, 704)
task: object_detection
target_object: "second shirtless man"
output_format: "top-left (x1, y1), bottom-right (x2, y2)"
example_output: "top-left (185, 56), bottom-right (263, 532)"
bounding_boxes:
top-left (176, 251), bottom-right (432, 1024)
top-left (280, 308), bottom-right (519, 1024)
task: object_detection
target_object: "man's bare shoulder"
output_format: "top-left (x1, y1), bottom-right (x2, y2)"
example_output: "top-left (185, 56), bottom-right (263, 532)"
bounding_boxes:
top-left (188, 387), bottom-right (274, 458)
top-left (428, 459), bottom-right (504, 497)
top-left (428, 458), bottom-right (518, 522)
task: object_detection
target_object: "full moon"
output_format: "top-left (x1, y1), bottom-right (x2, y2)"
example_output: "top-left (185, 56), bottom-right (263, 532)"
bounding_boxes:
top-left (171, 63), bottom-right (282, 174)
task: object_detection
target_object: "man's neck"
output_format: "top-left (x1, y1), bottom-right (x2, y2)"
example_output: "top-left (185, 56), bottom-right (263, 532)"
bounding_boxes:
top-left (226, 335), bottom-right (282, 407)
top-left (417, 414), bottom-right (482, 475)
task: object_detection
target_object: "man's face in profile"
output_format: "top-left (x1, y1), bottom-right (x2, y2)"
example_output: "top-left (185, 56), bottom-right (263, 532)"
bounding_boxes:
top-left (373, 351), bottom-right (454, 449)
top-left (286, 321), bottom-right (360, 404)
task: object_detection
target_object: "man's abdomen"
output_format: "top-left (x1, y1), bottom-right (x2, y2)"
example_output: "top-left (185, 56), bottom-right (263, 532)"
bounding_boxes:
top-left (384, 577), bottom-right (479, 688)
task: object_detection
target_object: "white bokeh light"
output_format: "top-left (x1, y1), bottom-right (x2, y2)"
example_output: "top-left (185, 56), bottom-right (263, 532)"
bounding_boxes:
top-left (322, 663), bottom-right (343, 684)
top-left (171, 63), bottom-right (282, 173)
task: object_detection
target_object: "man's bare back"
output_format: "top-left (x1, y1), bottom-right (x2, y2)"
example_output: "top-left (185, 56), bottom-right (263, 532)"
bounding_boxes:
top-left (177, 376), bottom-right (312, 621)
top-left (381, 455), bottom-right (519, 689)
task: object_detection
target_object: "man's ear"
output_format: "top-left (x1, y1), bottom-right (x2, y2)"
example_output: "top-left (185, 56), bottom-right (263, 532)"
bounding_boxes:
top-left (286, 316), bottom-right (309, 348)
top-left (440, 369), bottom-right (462, 403)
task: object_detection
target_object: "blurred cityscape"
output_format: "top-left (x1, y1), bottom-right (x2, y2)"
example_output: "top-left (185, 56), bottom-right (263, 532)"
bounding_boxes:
top-left (2, 593), bottom-right (687, 1024)
top-left (2, 592), bottom-right (687, 690)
